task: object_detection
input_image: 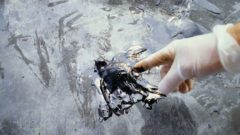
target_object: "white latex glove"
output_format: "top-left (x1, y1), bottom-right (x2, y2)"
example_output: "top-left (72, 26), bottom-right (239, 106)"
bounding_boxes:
top-left (133, 33), bottom-right (222, 94)
top-left (137, 25), bottom-right (240, 95)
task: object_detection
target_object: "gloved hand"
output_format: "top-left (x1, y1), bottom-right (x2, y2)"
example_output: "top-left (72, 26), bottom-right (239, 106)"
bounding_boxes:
top-left (133, 33), bottom-right (223, 94)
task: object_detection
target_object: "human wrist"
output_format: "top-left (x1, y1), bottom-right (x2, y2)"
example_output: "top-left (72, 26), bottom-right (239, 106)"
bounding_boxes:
top-left (227, 22), bottom-right (240, 46)
top-left (213, 24), bottom-right (240, 73)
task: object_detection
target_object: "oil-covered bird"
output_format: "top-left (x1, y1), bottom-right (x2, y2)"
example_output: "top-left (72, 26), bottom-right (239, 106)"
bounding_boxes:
top-left (94, 46), bottom-right (166, 121)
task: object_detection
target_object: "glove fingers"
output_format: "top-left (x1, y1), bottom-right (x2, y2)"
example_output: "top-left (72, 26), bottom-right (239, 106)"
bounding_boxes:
top-left (160, 64), bottom-right (171, 78)
top-left (133, 47), bottom-right (175, 73)
top-left (178, 79), bottom-right (194, 93)
top-left (178, 82), bottom-right (188, 92)
top-left (159, 60), bottom-right (194, 94)
top-left (158, 62), bottom-right (183, 94)
top-left (185, 79), bottom-right (194, 90)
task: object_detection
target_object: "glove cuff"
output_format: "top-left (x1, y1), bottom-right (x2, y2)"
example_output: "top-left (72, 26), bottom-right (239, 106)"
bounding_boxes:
top-left (213, 24), bottom-right (240, 73)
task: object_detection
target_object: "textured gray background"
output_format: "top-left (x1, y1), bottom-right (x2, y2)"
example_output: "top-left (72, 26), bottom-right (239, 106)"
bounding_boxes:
top-left (0, 0), bottom-right (240, 135)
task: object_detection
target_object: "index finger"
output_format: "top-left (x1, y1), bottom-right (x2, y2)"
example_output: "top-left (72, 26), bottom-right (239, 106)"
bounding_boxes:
top-left (133, 46), bottom-right (175, 72)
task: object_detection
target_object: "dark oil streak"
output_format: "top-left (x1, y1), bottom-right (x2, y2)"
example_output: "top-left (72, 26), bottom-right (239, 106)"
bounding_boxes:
top-left (0, 62), bottom-right (4, 79)
top-left (48, 0), bottom-right (69, 7)
top-left (58, 11), bottom-right (95, 122)
top-left (7, 34), bottom-right (46, 86)
top-left (58, 10), bottom-right (78, 40)
top-left (66, 14), bottom-right (82, 29)
top-left (35, 31), bottom-right (51, 87)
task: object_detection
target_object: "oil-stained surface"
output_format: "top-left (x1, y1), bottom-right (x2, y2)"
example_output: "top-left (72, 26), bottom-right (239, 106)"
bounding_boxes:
top-left (0, 0), bottom-right (240, 135)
